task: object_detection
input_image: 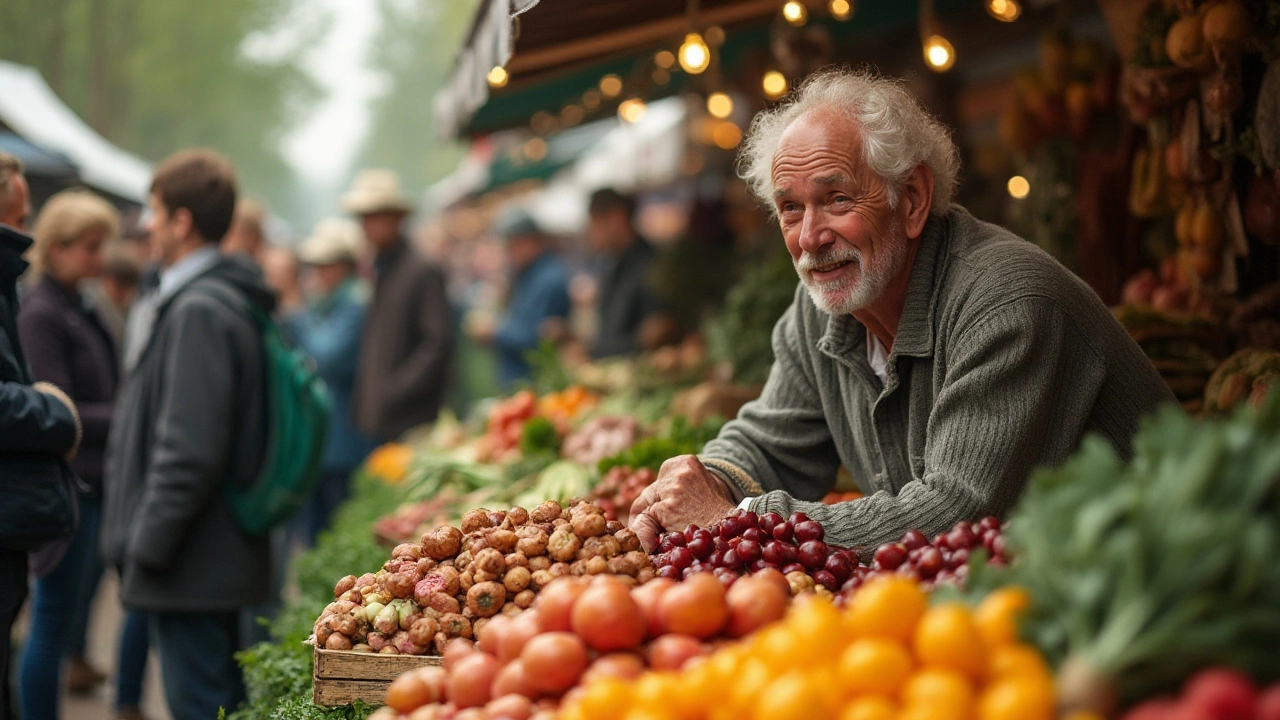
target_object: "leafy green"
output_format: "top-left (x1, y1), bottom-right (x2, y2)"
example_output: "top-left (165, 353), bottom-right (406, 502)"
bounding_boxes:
top-left (970, 388), bottom-right (1280, 704)
top-left (598, 416), bottom-right (725, 473)
top-left (705, 251), bottom-right (797, 385)
top-left (525, 340), bottom-right (572, 395)
top-left (518, 416), bottom-right (561, 456)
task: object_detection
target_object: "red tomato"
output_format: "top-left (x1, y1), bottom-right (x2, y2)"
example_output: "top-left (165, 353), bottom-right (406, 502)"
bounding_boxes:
top-left (570, 578), bottom-right (646, 652)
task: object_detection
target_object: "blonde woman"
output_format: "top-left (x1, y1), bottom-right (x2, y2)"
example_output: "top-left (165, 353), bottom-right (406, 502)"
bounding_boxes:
top-left (15, 189), bottom-right (146, 720)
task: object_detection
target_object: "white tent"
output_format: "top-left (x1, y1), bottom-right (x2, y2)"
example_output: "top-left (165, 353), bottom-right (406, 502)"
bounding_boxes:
top-left (0, 60), bottom-right (151, 203)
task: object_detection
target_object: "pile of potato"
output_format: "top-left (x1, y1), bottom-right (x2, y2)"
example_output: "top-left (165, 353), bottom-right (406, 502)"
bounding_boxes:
top-left (312, 501), bottom-right (653, 656)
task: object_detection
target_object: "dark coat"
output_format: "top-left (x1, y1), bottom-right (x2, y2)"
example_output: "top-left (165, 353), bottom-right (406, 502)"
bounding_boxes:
top-left (101, 253), bottom-right (275, 611)
top-left (0, 226), bottom-right (79, 551)
top-left (354, 239), bottom-right (453, 440)
top-left (18, 275), bottom-right (119, 493)
top-left (592, 236), bottom-right (662, 359)
top-left (494, 252), bottom-right (570, 388)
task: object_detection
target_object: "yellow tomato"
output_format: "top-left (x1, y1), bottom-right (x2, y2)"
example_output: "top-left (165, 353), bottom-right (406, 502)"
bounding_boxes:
top-left (902, 668), bottom-right (976, 720)
top-left (838, 638), bottom-right (915, 698)
top-left (787, 596), bottom-right (851, 665)
top-left (977, 675), bottom-right (1055, 720)
top-left (728, 658), bottom-right (771, 713)
top-left (845, 577), bottom-right (928, 643)
top-left (575, 677), bottom-right (632, 720)
top-left (914, 604), bottom-right (989, 680)
top-left (988, 644), bottom-right (1051, 680)
top-left (840, 695), bottom-right (898, 720)
top-left (972, 587), bottom-right (1031, 648)
top-left (753, 672), bottom-right (834, 720)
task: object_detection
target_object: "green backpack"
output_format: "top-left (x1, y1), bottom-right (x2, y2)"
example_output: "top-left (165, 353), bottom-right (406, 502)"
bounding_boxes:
top-left (197, 282), bottom-right (332, 535)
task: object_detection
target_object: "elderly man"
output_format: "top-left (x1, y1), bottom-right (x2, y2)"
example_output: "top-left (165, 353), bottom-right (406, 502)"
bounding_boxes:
top-left (346, 169), bottom-right (453, 441)
top-left (631, 70), bottom-right (1173, 554)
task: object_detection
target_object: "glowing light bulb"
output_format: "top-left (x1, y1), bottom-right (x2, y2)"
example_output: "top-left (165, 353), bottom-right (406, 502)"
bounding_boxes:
top-left (486, 66), bottom-right (508, 88)
top-left (762, 70), bottom-right (789, 99)
top-left (923, 35), bottom-right (955, 72)
top-left (524, 138), bottom-right (548, 162)
top-left (619, 98), bottom-right (648, 124)
top-left (783, 1), bottom-right (808, 26)
top-left (829, 0), bottom-right (853, 20)
top-left (654, 50), bottom-right (676, 69)
top-left (679, 33), bottom-right (711, 74)
top-left (986, 0), bottom-right (1021, 22)
top-left (707, 92), bottom-right (734, 119)
top-left (560, 105), bottom-right (583, 126)
top-left (1007, 175), bottom-right (1030, 199)
top-left (599, 74), bottom-right (623, 98)
top-left (712, 121), bottom-right (743, 149)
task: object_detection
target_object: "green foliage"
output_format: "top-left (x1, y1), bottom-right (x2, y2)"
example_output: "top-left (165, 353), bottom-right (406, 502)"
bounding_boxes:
top-left (0, 0), bottom-right (326, 220)
top-left (518, 416), bottom-right (561, 456)
top-left (705, 251), bottom-right (798, 385)
top-left (526, 340), bottom-right (572, 395)
top-left (971, 389), bottom-right (1280, 704)
top-left (598, 416), bottom-right (725, 473)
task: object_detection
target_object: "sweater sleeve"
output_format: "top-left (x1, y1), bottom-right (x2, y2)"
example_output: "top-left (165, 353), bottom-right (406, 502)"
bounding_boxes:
top-left (749, 296), bottom-right (1106, 553)
top-left (698, 297), bottom-right (843, 500)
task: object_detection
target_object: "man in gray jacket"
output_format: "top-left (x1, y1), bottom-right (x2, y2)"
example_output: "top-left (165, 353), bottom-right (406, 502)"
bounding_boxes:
top-left (102, 150), bottom-right (274, 720)
top-left (631, 69), bottom-right (1174, 555)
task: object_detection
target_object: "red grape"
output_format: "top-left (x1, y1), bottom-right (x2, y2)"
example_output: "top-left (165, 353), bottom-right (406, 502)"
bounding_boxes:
top-left (739, 511), bottom-right (758, 531)
top-left (780, 563), bottom-right (804, 575)
top-left (789, 512), bottom-right (810, 525)
top-left (742, 528), bottom-right (766, 544)
top-left (947, 525), bottom-right (978, 550)
top-left (667, 532), bottom-right (686, 547)
top-left (917, 547), bottom-right (944, 578)
top-left (669, 546), bottom-right (694, 570)
top-left (948, 548), bottom-right (970, 570)
top-left (978, 516), bottom-right (1001, 532)
top-left (873, 543), bottom-right (907, 570)
top-left (657, 565), bottom-right (681, 580)
top-left (900, 529), bottom-right (928, 550)
top-left (772, 522), bottom-right (794, 543)
top-left (933, 534), bottom-right (951, 550)
top-left (708, 550), bottom-right (726, 567)
top-left (722, 548), bottom-right (742, 569)
top-left (793, 520), bottom-right (824, 544)
top-left (759, 513), bottom-right (784, 535)
top-left (737, 539), bottom-right (762, 564)
top-left (823, 554), bottom-right (852, 584)
top-left (798, 541), bottom-right (827, 572)
top-left (688, 534), bottom-right (713, 560)
top-left (812, 570), bottom-right (838, 592)
top-left (683, 525), bottom-right (700, 542)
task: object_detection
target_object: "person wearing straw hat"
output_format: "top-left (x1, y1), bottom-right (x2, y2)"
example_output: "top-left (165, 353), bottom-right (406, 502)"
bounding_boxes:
top-left (285, 218), bottom-right (375, 543)
top-left (343, 169), bottom-right (453, 441)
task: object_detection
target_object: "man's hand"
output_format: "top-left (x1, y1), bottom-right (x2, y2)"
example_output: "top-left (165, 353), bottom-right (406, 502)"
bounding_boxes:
top-left (33, 381), bottom-right (81, 460)
top-left (629, 455), bottom-right (737, 551)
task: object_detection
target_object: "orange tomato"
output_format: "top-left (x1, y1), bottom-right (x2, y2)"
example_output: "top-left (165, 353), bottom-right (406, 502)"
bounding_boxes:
top-left (901, 668), bottom-right (976, 720)
top-left (914, 604), bottom-right (989, 680)
top-left (973, 587), bottom-right (1031, 649)
top-left (988, 644), bottom-right (1050, 680)
top-left (839, 696), bottom-right (898, 720)
top-left (838, 638), bottom-right (914, 698)
top-left (977, 674), bottom-right (1054, 720)
top-left (753, 672), bottom-right (835, 720)
top-left (845, 576), bottom-right (928, 643)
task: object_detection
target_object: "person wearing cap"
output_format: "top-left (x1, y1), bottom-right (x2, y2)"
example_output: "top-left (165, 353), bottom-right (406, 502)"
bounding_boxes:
top-left (585, 188), bottom-right (667, 358)
top-left (284, 219), bottom-right (375, 544)
top-left (343, 169), bottom-right (453, 441)
top-left (473, 210), bottom-right (571, 389)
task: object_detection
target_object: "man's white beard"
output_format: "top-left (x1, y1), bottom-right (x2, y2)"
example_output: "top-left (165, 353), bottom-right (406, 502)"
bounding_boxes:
top-left (793, 221), bottom-right (910, 316)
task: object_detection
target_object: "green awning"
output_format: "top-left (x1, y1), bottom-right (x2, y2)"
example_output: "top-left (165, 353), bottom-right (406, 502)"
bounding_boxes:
top-left (476, 116), bottom-right (617, 194)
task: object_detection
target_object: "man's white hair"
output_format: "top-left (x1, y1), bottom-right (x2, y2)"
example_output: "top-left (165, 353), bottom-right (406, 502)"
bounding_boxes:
top-left (738, 68), bottom-right (961, 217)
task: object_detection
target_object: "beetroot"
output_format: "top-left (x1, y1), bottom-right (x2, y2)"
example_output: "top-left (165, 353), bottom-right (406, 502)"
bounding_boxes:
top-left (334, 575), bottom-right (357, 597)
top-left (1182, 669), bottom-right (1256, 720)
top-left (367, 632), bottom-right (390, 652)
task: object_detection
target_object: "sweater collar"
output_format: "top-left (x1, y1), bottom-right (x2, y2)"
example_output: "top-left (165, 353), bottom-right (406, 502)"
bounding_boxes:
top-left (816, 209), bottom-right (950, 362)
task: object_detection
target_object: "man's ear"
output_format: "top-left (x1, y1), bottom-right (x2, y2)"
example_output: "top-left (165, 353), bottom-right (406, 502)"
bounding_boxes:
top-left (900, 163), bottom-right (935, 240)
top-left (172, 207), bottom-right (196, 242)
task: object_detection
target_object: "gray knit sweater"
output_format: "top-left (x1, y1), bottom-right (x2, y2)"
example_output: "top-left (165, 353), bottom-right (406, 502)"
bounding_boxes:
top-left (700, 207), bottom-right (1175, 553)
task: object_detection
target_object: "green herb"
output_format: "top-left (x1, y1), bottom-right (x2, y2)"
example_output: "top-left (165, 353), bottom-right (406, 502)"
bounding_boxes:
top-left (598, 416), bottom-right (725, 473)
top-left (706, 251), bottom-right (797, 385)
top-left (518, 416), bottom-right (561, 456)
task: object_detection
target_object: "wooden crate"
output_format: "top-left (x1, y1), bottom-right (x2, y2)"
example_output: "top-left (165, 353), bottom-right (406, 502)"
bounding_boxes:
top-left (313, 647), bottom-right (442, 707)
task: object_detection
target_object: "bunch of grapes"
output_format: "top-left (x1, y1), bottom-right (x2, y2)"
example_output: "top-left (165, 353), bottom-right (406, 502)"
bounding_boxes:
top-left (842, 517), bottom-right (1008, 597)
top-left (650, 510), bottom-right (860, 593)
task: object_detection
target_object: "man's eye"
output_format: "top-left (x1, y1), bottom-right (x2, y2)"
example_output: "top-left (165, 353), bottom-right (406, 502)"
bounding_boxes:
top-left (780, 202), bottom-right (801, 214)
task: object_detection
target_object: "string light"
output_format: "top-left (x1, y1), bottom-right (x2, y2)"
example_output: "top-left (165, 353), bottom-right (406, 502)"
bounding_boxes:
top-left (618, 98), bottom-right (648, 123)
top-left (707, 92), bottom-right (734, 119)
top-left (782, 1), bottom-right (808, 26)
top-left (654, 50), bottom-right (676, 69)
top-left (486, 66), bottom-right (508, 88)
top-left (923, 35), bottom-right (955, 72)
top-left (652, 68), bottom-right (671, 85)
top-left (679, 33), bottom-right (711, 74)
top-left (829, 0), bottom-right (853, 20)
top-left (986, 0), bottom-right (1021, 22)
top-left (582, 90), bottom-right (601, 111)
top-left (530, 111), bottom-right (556, 134)
top-left (1007, 175), bottom-right (1030, 199)
top-left (712, 121), bottom-right (743, 149)
top-left (762, 70), bottom-right (789, 99)
top-left (524, 138), bottom-right (548, 162)
top-left (599, 74), bottom-right (623, 98)
top-left (560, 105), bottom-right (584, 127)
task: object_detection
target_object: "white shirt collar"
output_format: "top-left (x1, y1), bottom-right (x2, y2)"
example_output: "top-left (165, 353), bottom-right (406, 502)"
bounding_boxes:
top-left (158, 245), bottom-right (220, 300)
top-left (866, 328), bottom-right (890, 384)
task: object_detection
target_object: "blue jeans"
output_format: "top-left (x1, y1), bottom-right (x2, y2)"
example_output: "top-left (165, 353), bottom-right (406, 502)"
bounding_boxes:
top-left (19, 497), bottom-right (100, 720)
top-left (151, 612), bottom-right (245, 720)
top-left (67, 498), bottom-right (103, 659)
top-left (1, 550), bottom-right (28, 720)
top-left (115, 611), bottom-right (150, 711)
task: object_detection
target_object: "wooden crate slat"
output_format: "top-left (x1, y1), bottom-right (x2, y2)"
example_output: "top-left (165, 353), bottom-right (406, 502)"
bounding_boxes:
top-left (313, 678), bottom-right (389, 707)
top-left (314, 647), bottom-right (441, 681)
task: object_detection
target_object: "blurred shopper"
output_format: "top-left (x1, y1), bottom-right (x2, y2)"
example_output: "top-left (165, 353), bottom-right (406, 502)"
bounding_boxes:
top-left (15, 190), bottom-right (122, 720)
top-left (585, 188), bottom-right (668, 357)
top-left (472, 210), bottom-right (569, 389)
top-left (285, 219), bottom-right (374, 544)
top-left (1, 152), bottom-right (81, 720)
top-left (345, 169), bottom-right (452, 441)
top-left (261, 245), bottom-right (303, 315)
top-left (84, 242), bottom-right (142, 352)
top-left (102, 150), bottom-right (275, 720)
top-left (222, 197), bottom-right (267, 261)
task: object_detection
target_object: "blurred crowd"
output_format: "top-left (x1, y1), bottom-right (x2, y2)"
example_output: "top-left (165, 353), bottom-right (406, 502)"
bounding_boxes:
top-left (0, 147), bottom-right (676, 720)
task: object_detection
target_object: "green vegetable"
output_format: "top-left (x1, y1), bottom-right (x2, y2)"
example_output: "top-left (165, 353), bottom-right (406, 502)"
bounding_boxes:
top-left (599, 416), bottom-right (725, 473)
top-left (518, 416), bottom-right (561, 456)
top-left (969, 387), bottom-right (1280, 714)
top-left (705, 250), bottom-right (797, 385)
top-left (514, 460), bottom-right (594, 507)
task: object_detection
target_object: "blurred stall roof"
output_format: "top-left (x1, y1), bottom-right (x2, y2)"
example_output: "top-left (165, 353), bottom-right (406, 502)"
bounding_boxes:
top-left (0, 60), bottom-right (151, 203)
top-left (0, 131), bottom-right (77, 179)
top-left (436, 0), bottom-right (971, 139)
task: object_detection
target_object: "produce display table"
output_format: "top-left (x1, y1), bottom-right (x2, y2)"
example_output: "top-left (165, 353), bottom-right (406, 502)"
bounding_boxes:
top-left (313, 647), bottom-right (441, 707)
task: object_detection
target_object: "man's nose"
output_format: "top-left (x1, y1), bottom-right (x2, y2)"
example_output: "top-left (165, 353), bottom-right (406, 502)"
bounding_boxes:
top-left (797, 209), bottom-right (832, 254)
